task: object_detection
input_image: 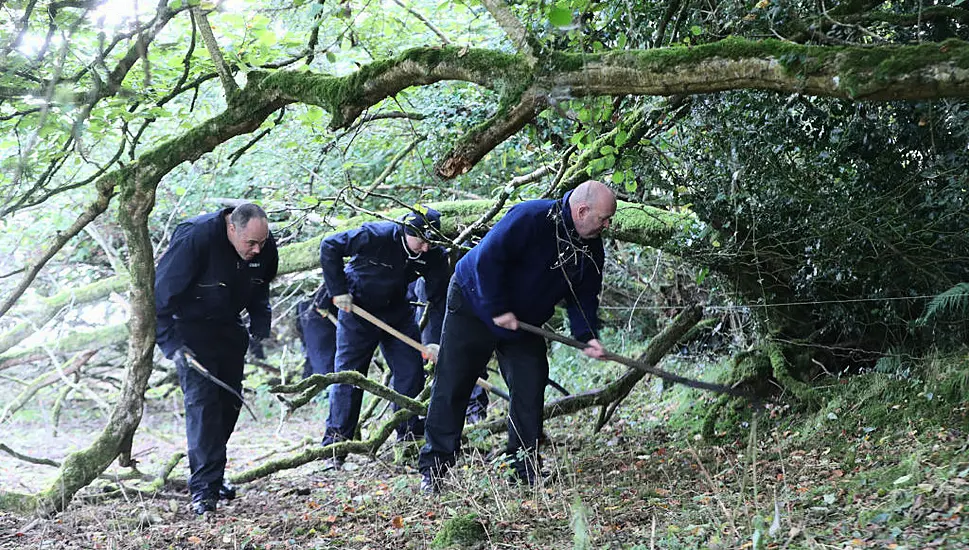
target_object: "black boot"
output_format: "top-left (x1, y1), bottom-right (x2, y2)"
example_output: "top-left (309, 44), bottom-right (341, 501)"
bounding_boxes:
top-left (219, 481), bottom-right (237, 501)
top-left (419, 471), bottom-right (442, 495)
top-left (191, 494), bottom-right (217, 515)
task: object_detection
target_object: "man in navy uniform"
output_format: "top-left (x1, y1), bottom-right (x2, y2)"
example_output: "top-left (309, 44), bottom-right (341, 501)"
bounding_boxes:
top-left (155, 203), bottom-right (278, 514)
top-left (418, 181), bottom-right (616, 491)
top-left (320, 208), bottom-right (449, 454)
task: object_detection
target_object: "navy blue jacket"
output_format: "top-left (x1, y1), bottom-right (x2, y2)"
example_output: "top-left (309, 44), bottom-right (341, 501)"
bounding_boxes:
top-left (155, 208), bottom-right (278, 358)
top-left (320, 221), bottom-right (448, 313)
top-left (454, 191), bottom-right (604, 341)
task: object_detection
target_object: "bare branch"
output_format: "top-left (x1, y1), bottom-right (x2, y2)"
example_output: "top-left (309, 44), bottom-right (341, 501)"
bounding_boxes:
top-left (360, 137), bottom-right (425, 200)
top-left (272, 371), bottom-right (426, 414)
top-left (0, 177), bottom-right (115, 319)
top-left (228, 108), bottom-right (286, 166)
top-left (392, 0), bottom-right (452, 45)
top-left (232, 408), bottom-right (412, 483)
top-left (454, 164), bottom-right (554, 245)
top-left (479, 0), bottom-right (535, 62)
top-left (191, 6), bottom-right (240, 99)
top-left (0, 443), bottom-right (60, 467)
top-left (0, 350), bottom-right (95, 424)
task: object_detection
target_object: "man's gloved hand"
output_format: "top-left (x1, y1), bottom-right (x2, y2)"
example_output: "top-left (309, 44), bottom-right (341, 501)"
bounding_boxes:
top-left (171, 345), bottom-right (193, 370)
top-left (332, 294), bottom-right (353, 312)
top-left (248, 337), bottom-right (266, 360)
top-left (422, 343), bottom-right (440, 363)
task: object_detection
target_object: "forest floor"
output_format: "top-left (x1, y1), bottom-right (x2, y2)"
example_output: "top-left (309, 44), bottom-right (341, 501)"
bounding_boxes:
top-left (1, 375), bottom-right (969, 549)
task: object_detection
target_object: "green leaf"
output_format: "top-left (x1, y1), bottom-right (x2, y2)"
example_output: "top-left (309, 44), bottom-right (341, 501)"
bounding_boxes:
top-left (303, 107), bottom-right (324, 123)
top-left (617, 34), bottom-right (627, 49)
top-left (146, 106), bottom-right (170, 118)
top-left (168, 0), bottom-right (183, 9)
top-left (325, 51), bottom-right (336, 63)
top-left (614, 130), bottom-right (629, 148)
top-left (624, 179), bottom-right (637, 193)
top-left (256, 29), bottom-right (277, 47)
top-left (690, 25), bottom-right (703, 36)
top-left (549, 6), bottom-right (572, 27)
top-left (221, 13), bottom-right (245, 28)
top-left (696, 267), bottom-right (709, 285)
top-left (611, 171), bottom-right (624, 184)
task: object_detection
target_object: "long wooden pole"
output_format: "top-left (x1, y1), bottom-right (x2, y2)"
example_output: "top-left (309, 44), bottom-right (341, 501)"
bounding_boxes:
top-left (517, 321), bottom-right (755, 399)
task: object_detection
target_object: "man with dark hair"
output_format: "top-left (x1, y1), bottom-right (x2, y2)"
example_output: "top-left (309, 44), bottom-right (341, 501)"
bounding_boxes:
top-left (418, 180), bottom-right (616, 492)
top-left (155, 203), bottom-right (278, 515)
top-left (321, 208), bottom-right (450, 456)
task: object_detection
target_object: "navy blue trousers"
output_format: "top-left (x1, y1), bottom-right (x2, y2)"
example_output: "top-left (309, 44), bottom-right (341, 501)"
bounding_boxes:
top-left (176, 323), bottom-right (247, 499)
top-left (411, 285), bottom-right (489, 420)
top-left (419, 281), bottom-right (548, 479)
top-left (325, 303), bottom-right (425, 441)
top-left (298, 301), bottom-right (337, 378)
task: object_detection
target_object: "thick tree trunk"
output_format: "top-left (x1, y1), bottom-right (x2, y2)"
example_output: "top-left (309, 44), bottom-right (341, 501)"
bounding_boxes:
top-left (32, 143), bottom-right (160, 517)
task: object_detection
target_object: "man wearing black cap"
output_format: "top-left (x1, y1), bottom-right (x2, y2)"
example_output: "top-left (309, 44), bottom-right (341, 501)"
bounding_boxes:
top-left (319, 208), bottom-right (449, 455)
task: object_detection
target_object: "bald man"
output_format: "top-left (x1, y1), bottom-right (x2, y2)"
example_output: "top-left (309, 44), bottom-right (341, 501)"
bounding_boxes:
top-left (418, 181), bottom-right (617, 492)
top-left (155, 203), bottom-right (278, 515)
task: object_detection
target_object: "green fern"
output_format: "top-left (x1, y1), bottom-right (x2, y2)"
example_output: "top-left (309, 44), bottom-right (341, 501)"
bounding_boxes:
top-left (918, 283), bottom-right (969, 325)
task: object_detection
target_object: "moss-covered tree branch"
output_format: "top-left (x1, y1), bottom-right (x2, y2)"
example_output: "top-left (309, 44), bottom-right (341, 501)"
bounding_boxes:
top-left (272, 371), bottom-right (426, 415)
top-left (231, 408), bottom-right (413, 483)
top-left (437, 86), bottom-right (546, 178)
top-left (190, 6), bottom-right (240, 100)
